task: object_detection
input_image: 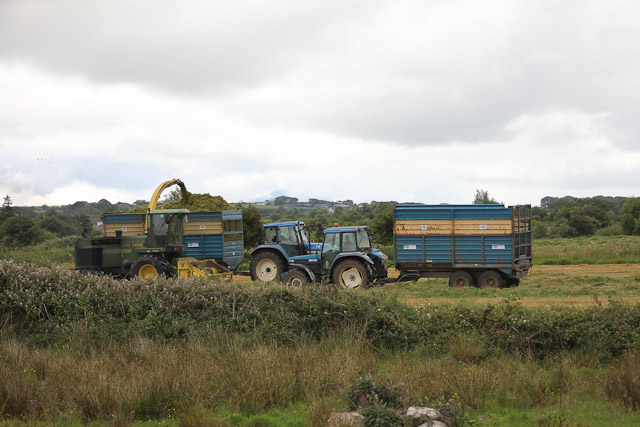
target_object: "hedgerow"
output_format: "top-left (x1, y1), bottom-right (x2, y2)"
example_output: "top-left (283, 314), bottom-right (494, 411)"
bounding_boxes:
top-left (1, 259), bottom-right (640, 357)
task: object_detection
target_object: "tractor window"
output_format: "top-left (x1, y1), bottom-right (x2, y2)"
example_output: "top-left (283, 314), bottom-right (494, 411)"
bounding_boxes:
top-left (341, 233), bottom-right (357, 252)
top-left (322, 233), bottom-right (340, 270)
top-left (295, 224), bottom-right (309, 244)
top-left (356, 230), bottom-right (371, 249)
top-left (279, 226), bottom-right (297, 245)
top-left (265, 227), bottom-right (277, 244)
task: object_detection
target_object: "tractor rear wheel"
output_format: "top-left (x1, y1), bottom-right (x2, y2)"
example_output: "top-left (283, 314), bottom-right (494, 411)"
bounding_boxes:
top-left (250, 252), bottom-right (285, 282)
top-left (332, 259), bottom-right (369, 289)
top-left (131, 255), bottom-right (170, 280)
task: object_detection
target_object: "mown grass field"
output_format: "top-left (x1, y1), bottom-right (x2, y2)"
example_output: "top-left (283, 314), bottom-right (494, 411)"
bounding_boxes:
top-left (1, 236), bottom-right (640, 426)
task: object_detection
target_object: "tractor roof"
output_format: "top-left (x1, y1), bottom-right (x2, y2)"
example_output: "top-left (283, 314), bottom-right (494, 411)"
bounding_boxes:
top-left (323, 225), bottom-right (369, 234)
top-left (263, 221), bottom-right (305, 228)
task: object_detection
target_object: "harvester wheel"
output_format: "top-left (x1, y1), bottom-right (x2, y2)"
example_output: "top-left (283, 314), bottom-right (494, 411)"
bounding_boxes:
top-left (284, 269), bottom-right (309, 287)
top-left (333, 259), bottom-right (369, 289)
top-left (131, 255), bottom-right (170, 280)
top-left (250, 252), bottom-right (285, 282)
top-left (449, 270), bottom-right (473, 288)
top-left (478, 270), bottom-right (505, 288)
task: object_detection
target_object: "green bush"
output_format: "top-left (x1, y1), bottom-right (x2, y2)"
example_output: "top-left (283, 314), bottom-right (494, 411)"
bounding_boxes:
top-left (360, 405), bottom-right (401, 427)
top-left (2, 260), bottom-right (640, 358)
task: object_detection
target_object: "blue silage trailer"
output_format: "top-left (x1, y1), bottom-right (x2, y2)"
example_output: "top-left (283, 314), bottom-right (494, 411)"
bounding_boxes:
top-left (393, 204), bottom-right (531, 288)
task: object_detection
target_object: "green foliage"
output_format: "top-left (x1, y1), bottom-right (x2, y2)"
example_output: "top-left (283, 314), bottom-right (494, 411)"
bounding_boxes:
top-left (603, 350), bottom-right (640, 411)
top-left (37, 211), bottom-right (79, 237)
top-left (0, 194), bottom-right (16, 225)
top-left (3, 259), bottom-right (640, 359)
top-left (348, 376), bottom-right (405, 410)
top-left (0, 215), bottom-right (45, 247)
top-left (240, 205), bottom-right (263, 249)
top-left (473, 189), bottom-right (499, 204)
top-left (163, 192), bottom-right (233, 211)
top-left (360, 405), bottom-right (401, 426)
top-left (620, 198), bottom-right (640, 235)
top-left (370, 204), bottom-right (395, 245)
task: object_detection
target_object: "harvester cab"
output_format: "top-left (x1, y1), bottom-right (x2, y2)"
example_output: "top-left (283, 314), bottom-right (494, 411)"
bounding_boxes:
top-left (283, 225), bottom-right (388, 289)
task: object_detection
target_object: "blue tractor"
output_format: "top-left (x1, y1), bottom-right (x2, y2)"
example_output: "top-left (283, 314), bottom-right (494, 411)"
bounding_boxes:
top-left (249, 221), bottom-right (322, 281)
top-left (283, 225), bottom-right (388, 288)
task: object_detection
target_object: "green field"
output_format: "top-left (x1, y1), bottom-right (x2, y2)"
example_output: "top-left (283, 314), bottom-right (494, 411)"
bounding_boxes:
top-left (1, 236), bottom-right (640, 425)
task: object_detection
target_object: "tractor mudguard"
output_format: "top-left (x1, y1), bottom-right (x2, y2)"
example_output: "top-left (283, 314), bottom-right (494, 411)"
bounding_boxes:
top-left (283, 263), bottom-right (317, 283)
top-left (251, 245), bottom-right (289, 260)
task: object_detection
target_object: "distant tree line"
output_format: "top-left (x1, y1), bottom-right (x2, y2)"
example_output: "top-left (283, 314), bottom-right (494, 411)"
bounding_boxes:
top-left (533, 196), bottom-right (640, 238)
top-left (0, 195), bottom-right (93, 247)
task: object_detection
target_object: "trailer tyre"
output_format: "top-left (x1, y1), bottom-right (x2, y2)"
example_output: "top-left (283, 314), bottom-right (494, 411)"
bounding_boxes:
top-left (284, 269), bottom-right (309, 287)
top-left (333, 259), bottom-right (369, 289)
top-left (250, 252), bottom-right (285, 282)
top-left (449, 270), bottom-right (473, 288)
top-left (131, 255), bottom-right (170, 280)
top-left (478, 270), bottom-right (505, 288)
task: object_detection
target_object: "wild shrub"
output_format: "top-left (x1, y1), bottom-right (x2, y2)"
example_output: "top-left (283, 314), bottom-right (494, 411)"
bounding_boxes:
top-left (602, 350), bottom-right (640, 411)
top-left (347, 376), bottom-right (405, 410)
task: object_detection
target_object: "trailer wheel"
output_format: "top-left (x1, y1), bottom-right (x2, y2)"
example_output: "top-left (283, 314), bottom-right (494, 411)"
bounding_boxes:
top-left (284, 269), bottom-right (309, 287)
top-left (449, 270), bottom-right (473, 288)
top-left (333, 259), bottom-right (369, 289)
top-left (478, 270), bottom-right (505, 288)
top-left (131, 255), bottom-right (170, 280)
top-left (250, 251), bottom-right (285, 282)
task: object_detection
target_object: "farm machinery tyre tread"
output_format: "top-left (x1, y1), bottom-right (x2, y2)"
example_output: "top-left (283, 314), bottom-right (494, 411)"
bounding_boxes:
top-left (284, 269), bottom-right (309, 287)
top-left (449, 270), bottom-right (474, 288)
top-left (478, 270), bottom-right (506, 289)
top-left (131, 255), bottom-right (170, 280)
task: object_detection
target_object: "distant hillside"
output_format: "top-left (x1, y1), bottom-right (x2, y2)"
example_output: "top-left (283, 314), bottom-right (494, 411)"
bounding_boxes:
top-left (18, 199), bottom-right (149, 223)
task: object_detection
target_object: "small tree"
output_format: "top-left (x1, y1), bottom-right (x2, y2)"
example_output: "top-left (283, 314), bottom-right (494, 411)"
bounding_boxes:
top-left (473, 189), bottom-right (499, 204)
top-left (0, 195), bottom-right (16, 225)
top-left (620, 198), bottom-right (640, 235)
top-left (240, 205), bottom-right (263, 248)
top-left (371, 205), bottom-right (395, 245)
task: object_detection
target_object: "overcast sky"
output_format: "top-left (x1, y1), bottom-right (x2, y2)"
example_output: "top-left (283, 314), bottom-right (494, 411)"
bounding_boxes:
top-left (1, 0), bottom-right (639, 207)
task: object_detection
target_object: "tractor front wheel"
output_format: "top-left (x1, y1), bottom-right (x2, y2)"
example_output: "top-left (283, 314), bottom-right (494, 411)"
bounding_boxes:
top-left (332, 259), bottom-right (369, 289)
top-left (284, 269), bottom-right (309, 287)
top-left (130, 255), bottom-right (170, 280)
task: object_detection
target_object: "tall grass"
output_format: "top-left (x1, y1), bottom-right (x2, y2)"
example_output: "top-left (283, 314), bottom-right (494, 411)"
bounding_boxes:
top-left (533, 235), bottom-right (640, 265)
top-left (1, 330), bottom-right (640, 425)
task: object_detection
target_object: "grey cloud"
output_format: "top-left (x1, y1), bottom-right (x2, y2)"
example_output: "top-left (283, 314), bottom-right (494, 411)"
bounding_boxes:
top-left (0, 0), bottom-right (376, 93)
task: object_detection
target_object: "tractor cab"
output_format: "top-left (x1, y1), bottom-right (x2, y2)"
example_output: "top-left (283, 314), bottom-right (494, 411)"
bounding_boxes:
top-left (261, 221), bottom-right (321, 257)
top-left (284, 225), bottom-right (388, 288)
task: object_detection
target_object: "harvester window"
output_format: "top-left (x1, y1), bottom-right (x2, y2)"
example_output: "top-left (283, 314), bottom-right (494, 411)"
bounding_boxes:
top-left (151, 214), bottom-right (169, 235)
